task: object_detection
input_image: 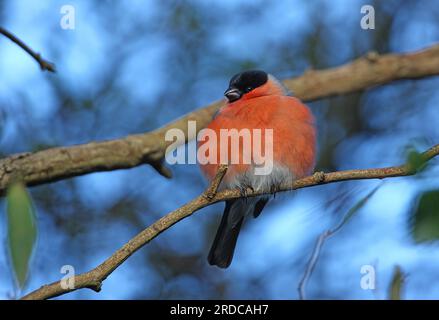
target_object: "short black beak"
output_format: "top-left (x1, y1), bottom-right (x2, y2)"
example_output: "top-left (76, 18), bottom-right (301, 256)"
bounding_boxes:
top-left (224, 87), bottom-right (242, 102)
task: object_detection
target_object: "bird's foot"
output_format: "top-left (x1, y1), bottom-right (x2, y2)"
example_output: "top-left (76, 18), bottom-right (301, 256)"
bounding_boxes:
top-left (269, 184), bottom-right (279, 198)
top-left (238, 184), bottom-right (254, 201)
top-left (312, 171), bottom-right (325, 183)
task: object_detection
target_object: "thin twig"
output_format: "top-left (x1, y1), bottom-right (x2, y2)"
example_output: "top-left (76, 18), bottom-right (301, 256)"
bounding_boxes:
top-left (298, 184), bottom-right (382, 299)
top-left (22, 165), bottom-right (229, 300)
top-left (298, 231), bottom-right (330, 300)
top-left (21, 144), bottom-right (439, 300)
top-left (0, 27), bottom-right (56, 72)
top-left (204, 164), bottom-right (228, 200)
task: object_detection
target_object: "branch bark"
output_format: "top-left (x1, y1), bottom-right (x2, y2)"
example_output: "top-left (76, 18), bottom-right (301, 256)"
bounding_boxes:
top-left (0, 27), bottom-right (56, 72)
top-left (21, 144), bottom-right (439, 300)
top-left (2, 44), bottom-right (439, 195)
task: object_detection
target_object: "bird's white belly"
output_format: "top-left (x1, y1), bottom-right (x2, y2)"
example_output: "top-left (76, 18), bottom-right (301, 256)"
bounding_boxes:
top-left (221, 163), bottom-right (294, 192)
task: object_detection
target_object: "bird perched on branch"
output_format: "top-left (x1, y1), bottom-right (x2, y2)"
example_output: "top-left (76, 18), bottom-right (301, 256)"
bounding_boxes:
top-left (198, 70), bottom-right (316, 268)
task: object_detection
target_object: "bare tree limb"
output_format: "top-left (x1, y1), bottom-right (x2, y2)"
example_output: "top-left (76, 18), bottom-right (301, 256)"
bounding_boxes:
top-left (0, 27), bottom-right (56, 72)
top-left (2, 44), bottom-right (439, 195)
top-left (21, 144), bottom-right (439, 300)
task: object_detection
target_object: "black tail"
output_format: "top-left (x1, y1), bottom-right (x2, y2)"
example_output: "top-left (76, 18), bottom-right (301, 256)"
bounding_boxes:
top-left (208, 198), bottom-right (268, 268)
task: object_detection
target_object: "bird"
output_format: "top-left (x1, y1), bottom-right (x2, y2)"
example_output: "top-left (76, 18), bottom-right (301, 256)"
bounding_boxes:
top-left (198, 70), bottom-right (317, 268)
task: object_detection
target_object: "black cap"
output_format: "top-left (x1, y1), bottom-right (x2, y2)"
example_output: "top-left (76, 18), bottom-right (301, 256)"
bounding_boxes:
top-left (224, 70), bottom-right (268, 102)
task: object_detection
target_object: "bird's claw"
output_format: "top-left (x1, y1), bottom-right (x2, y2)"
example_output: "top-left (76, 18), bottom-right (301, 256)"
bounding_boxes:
top-left (269, 184), bottom-right (279, 198)
top-left (313, 171), bottom-right (325, 183)
top-left (238, 184), bottom-right (254, 201)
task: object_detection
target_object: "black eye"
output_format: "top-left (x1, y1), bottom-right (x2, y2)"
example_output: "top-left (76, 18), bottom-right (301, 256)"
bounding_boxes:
top-left (245, 86), bottom-right (252, 93)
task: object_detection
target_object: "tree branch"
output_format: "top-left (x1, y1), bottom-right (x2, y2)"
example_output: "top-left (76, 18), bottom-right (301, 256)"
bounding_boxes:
top-left (0, 27), bottom-right (56, 72)
top-left (2, 44), bottom-right (439, 195)
top-left (21, 144), bottom-right (439, 300)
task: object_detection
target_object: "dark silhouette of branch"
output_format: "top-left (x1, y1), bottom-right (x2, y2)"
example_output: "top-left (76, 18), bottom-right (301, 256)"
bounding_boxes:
top-left (2, 44), bottom-right (439, 196)
top-left (21, 144), bottom-right (439, 300)
top-left (0, 27), bottom-right (56, 72)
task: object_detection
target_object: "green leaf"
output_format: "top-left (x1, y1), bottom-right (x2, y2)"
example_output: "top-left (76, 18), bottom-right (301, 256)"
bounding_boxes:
top-left (331, 184), bottom-right (382, 233)
top-left (389, 265), bottom-right (405, 300)
top-left (6, 182), bottom-right (37, 291)
top-left (411, 190), bottom-right (439, 243)
top-left (406, 147), bottom-right (427, 174)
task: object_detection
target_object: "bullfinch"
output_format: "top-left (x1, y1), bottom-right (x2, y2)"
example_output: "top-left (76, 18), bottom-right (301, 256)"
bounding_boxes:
top-left (198, 70), bottom-right (316, 268)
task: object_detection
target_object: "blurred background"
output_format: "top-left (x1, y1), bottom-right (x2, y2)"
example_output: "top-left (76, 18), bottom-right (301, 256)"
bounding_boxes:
top-left (1, 0), bottom-right (439, 299)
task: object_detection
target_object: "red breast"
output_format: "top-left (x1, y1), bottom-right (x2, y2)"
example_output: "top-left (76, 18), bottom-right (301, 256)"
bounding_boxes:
top-left (198, 72), bottom-right (316, 189)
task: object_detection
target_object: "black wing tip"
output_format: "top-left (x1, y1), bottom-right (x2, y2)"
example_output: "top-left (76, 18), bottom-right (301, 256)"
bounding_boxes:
top-left (207, 253), bottom-right (232, 269)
